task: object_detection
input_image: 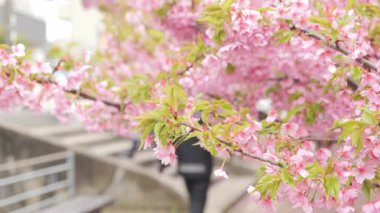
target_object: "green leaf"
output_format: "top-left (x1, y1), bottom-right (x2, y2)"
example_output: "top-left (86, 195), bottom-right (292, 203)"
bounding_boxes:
top-left (162, 84), bottom-right (188, 110)
top-left (362, 109), bottom-right (378, 125)
top-left (337, 15), bottom-right (351, 28)
top-left (272, 30), bottom-right (294, 44)
top-left (222, 0), bottom-right (235, 11)
top-left (257, 7), bottom-right (275, 13)
top-left (155, 3), bottom-right (171, 17)
top-left (350, 66), bottom-right (362, 82)
top-left (356, 4), bottom-right (380, 19)
top-left (213, 28), bottom-right (225, 45)
top-left (8, 68), bottom-right (17, 84)
top-left (148, 28), bottom-right (165, 44)
top-left (308, 16), bottom-right (332, 28)
top-left (281, 170), bottom-right (295, 188)
top-left (135, 108), bottom-right (172, 141)
top-left (198, 2), bottom-right (234, 44)
top-left (255, 174), bottom-right (281, 199)
top-left (183, 35), bottom-right (206, 62)
top-left (306, 162), bottom-right (324, 178)
top-left (215, 99), bottom-right (236, 117)
top-left (335, 120), bottom-right (366, 150)
top-left (351, 126), bottom-right (365, 151)
top-left (63, 60), bottom-right (75, 71)
top-left (313, 1), bottom-right (324, 15)
top-left (305, 103), bottom-right (324, 125)
top-left (225, 63), bottom-right (235, 74)
top-left (325, 158), bottom-right (334, 175)
top-left (265, 83), bottom-right (281, 96)
top-left (154, 122), bottom-right (166, 143)
top-left (362, 179), bottom-right (372, 200)
top-left (346, 0), bottom-right (357, 9)
top-left (283, 105), bottom-right (304, 123)
top-left (289, 91), bottom-right (303, 102)
top-left (323, 176), bottom-right (340, 199)
top-left (47, 45), bottom-right (64, 59)
top-left (120, 74), bottom-right (152, 103)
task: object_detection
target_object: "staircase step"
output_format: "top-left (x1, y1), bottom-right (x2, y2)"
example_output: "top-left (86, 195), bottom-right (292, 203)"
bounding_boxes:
top-left (87, 140), bottom-right (133, 156)
top-left (59, 132), bottom-right (117, 147)
top-left (205, 176), bottom-right (253, 213)
top-left (132, 151), bottom-right (155, 164)
top-left (30, 124), bottom-right (84, 136)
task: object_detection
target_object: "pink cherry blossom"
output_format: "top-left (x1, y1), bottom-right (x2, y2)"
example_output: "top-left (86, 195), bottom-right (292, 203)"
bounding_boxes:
top-left (1, 1), bottom-right (380, 212)
top-left (281, 123), bottom-right (308, 139)
top-left (11, 43), bottom-right (25, 57)
top-left (154, 143), bottom-right (177, 166)
top-left (351, 161), bottom-right (376, 184)
top-left (316, 148), bottom-right (332, 166)
top-left (336, 206), bottom-right (355, 213)
top-left (361, 73), bottom-right (380, 92)
top-left (214, 167), bottom-right (229, 179)
top-left (341, 187), bottom-right (359, 205)
top-left (0, 50), bottom-right (16, 66)
top-left (362, 201), bottom-right (380, 213)
top-left (247, 185), bottom-right (255, 193)
top-left (266, 110), bottom-right (278, 123)
top-left (282, 123), bottom-right (299, 138)
top-left (144, 134), bottom-right (154, 150)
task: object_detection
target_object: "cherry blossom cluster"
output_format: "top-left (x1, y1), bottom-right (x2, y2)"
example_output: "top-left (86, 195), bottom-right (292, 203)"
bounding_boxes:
top-left (1, 0), bottom-right (380, 212)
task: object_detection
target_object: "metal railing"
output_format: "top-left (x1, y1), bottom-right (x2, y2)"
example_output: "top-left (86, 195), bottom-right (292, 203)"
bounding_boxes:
top-left (0, 151), bottom-right (75, 213)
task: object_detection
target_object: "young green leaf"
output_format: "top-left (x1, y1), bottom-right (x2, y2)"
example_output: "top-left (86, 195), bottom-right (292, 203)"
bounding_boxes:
top-left (281, 170), bottom-right (296, 188)
top-left (323, 175), bottom-right (340, 199)
top-left (362, 179), bottom-right (372, 200)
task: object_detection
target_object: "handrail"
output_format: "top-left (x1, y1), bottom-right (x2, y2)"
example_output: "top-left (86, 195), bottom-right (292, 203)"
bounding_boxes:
top-left (0, 163), bottom-right (70, 187)
top-left (0, 151), bottom-right (69, 172)
top-left (0, 180), bottom-right (70, 207)
top-left (10, 194), bottom-right (66, 213)
top-left (0, 151), bottom-right (76, 212)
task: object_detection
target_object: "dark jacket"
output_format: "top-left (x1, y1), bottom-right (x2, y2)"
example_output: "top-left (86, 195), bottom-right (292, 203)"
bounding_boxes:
top-left (177, 137), bottom-right (212, 179)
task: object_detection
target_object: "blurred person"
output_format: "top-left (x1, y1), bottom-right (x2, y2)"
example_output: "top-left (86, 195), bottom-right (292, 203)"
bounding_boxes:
top-left (176, 136), bottom-right (213, 213)
top-left (127, 133), bottom-right (141, 158)
top-left (156, 112), bottom-right (213, 212)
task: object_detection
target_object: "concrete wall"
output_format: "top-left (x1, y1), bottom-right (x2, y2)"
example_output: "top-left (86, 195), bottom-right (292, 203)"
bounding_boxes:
top-left (0, 125), bottom-right (186, 212)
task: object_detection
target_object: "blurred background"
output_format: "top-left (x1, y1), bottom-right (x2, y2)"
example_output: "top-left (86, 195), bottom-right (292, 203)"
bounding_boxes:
top-left (0, 0), bottom-right (101, 50)
top-left (0, 1), bottom-right (303, 213)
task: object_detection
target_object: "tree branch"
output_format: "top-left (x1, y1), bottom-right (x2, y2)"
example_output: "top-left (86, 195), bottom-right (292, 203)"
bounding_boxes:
top-left (180, 122), bottom-right (284, 167)
top-left (35, 78), bottom-right (122, 110)
top-left (296, 27), bottom-right (378, 72)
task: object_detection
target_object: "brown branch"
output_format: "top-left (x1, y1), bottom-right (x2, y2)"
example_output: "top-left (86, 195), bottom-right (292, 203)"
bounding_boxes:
top-left (35, 78), bottom-right (122, 110)
top-left (52, 59), bottom-right (65, 73)
top-left (176, 56), bottom-right (203, 76)
top-left (204, 93), bottom-right (339, 144)
top-left (304, 137), bottom-right (338, 143)
top-left (191, 0), bottom-right (196, 10)
top-left (268, 74), bottom-right (358, 90)
top-left (296, 27), bottom-right (378, 72)
top-left (32, 57), bottom-right (197, 111)
top-left (180, 122), bottom-right (283, 167)
top-left (65, 89), bottom-right (121, 109)
top-left (292, 27), bottom-right (380, 91)
top-left (177, 63), bottom-right (194, 75)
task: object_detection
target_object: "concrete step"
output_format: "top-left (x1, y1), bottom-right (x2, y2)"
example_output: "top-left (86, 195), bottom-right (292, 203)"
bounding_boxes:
top-left (29, 124), bottom-right (84, 136)
top-left (132, 151), bottom-right (155, 165)
top-left (230, 195), bottom-right (337, 213)
top-left (205, 176), bottom-right (253, 213)
top-left (58, 132), bottom-right (118, 147)
top-left (87, 140), bottom-right (133, 156)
